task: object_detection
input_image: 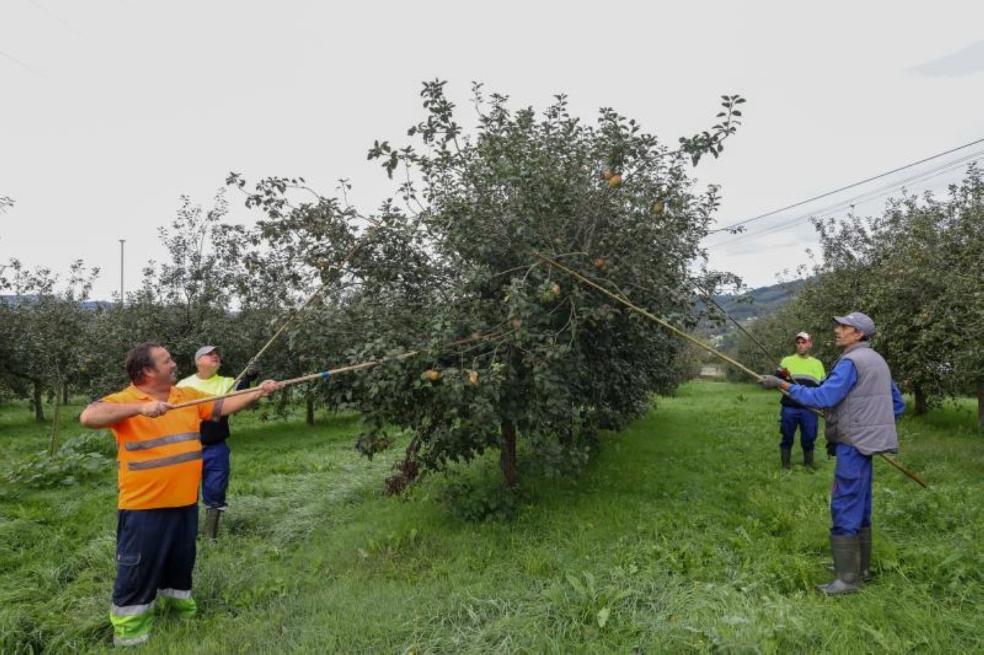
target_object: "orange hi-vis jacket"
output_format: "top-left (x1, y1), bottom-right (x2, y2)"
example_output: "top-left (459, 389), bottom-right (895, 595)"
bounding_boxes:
top-left (100, 385), bottom-right (221, 510)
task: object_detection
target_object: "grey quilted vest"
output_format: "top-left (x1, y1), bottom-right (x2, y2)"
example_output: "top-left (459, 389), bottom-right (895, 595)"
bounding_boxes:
top-left (824, 342), bottom-right (899, 455)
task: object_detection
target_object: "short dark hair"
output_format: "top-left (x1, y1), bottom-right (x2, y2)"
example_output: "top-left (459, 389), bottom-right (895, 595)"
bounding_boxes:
top-left (126, 342), bottom-right (163, 383)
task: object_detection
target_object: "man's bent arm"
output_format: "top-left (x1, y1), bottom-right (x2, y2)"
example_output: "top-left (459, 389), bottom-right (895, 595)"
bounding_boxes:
top-left (785, 359), bottom-right (858, 409)
top-left (80, 402), bottom-right (146, 429)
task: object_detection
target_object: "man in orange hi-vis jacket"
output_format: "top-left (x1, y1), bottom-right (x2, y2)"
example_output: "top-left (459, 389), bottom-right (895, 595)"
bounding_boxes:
top-left (80, 342), bottom-right (279, 647)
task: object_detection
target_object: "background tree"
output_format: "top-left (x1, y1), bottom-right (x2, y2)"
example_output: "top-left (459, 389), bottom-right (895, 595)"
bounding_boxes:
top-left (0, 260), bottom-right (98, 425)
top-left (222, 174), bottom-right (374, 423)
top-left (941, 166), bottom-right (984, 427)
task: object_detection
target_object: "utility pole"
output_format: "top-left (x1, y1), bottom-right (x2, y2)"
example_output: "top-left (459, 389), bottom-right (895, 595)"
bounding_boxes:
top-left (119, 239), bottom-right (125, 306)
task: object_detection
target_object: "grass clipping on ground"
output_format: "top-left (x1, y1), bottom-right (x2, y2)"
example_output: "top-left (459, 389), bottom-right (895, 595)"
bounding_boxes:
top-left (0, 382), bottom-right (982, 653)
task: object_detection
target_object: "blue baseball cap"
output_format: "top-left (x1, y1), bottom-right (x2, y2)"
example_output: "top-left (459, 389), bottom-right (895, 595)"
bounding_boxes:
top-left (832, 312), bottom-right (875, 337)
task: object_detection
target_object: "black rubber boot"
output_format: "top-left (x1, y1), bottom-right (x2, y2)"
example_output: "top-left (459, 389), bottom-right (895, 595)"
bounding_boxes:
top-left (817, 534), bottom-right (861, 595)
top-left (205, 507), bottom-right (221, 540)
top-left (780, 447), bottom-right (792, 470)
top-left (803, 448), bottom-right (815, 468)
top-left (860, 526), bottom-right (872, 582)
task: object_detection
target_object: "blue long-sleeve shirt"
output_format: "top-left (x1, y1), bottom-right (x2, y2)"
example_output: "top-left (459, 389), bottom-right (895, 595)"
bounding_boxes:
top-left (786, 359), bottom-right (906, 419)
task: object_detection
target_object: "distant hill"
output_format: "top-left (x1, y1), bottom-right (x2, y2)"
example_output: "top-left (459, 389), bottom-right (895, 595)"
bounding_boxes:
top-left (711, 279), bottom-right (806, 321)
top-left (696, 278), bottom-right (806, 338)
top-left (0, 294), bottom-right (114, 310)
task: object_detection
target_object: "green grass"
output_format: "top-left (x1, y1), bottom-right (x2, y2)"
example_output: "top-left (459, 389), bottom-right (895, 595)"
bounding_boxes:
top-left (1, 382), bottom-right (982, 653)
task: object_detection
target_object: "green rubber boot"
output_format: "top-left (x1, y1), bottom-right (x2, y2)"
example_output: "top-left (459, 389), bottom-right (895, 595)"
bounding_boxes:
top-left (860, 526), bottom-right (872, 582)
top-left (204, 507), bottom-right (221, 541)
top-left (817, 534), bottom-right (861, 595)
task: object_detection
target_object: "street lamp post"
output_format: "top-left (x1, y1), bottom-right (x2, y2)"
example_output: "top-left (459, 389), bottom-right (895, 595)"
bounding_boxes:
top-left (119, 239), bottom-right (125, 306)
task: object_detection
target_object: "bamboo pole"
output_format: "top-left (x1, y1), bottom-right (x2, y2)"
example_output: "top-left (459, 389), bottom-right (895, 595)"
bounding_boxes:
top-left (532, 251), bottom-right (928, 489)
top-left (171, 330), bottom-right (504, 411)
top-left (231, 221), bottom-right (385, 386)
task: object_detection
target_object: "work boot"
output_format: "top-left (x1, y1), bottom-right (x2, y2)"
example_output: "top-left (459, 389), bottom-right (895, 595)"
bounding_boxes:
top-left (803, 448), bottom-right (815, 468)
top-left (860, 526), bottom-right (872, 582)
top-left (204, 507), bottom-right (221, 540)
top-left (780, 447), bottom-right (792, 470)
top-left (817, 534), bottom-right (861, 595)
top-left (827, 529), bottom-right (873, 581)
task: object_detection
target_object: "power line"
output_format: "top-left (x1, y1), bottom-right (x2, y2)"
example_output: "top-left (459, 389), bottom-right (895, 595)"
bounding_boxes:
top-left (709, 156), bottom-right (981, 253)
top-left (0, 48), bottom-right (42, 77)
top-left (708, 136), bottom-right (984, 234)
top-left (25, 0), bottom-right (82, 36)
top-left (707, 150), bottom-right (984, 252)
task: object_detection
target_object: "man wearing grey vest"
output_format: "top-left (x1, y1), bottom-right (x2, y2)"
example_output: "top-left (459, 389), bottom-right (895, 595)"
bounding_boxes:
top-left (759, 312), bottom-right (905, 595)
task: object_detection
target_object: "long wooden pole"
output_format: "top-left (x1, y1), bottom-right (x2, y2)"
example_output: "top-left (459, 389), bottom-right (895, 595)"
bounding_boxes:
top-left (172, 330), bottom-right (503, 411)
top-left (231, 221), bottom-right (385, 386)
top-left (532, 251), bottom-right (928, 489)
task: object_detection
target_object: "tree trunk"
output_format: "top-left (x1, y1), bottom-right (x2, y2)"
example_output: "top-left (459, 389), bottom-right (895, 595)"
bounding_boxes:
top-left (306, 395), bottom-right (315, 426)
top-left (977, 381), bottom-right (984, 431)
top-left (49, 382), bottom-right (63, 456)
top-left (62, 384), bottom-right (70, 406)
top-left (500, 419), bottom-right (518, 489)
top-left (33, 381), bottom-right (45, 423)
top-left (914, 384), bottom-right (928, 415)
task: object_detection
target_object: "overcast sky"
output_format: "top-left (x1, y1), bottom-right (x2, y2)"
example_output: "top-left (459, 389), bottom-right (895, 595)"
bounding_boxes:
top-left (2, 1), bottom-right (983, 300)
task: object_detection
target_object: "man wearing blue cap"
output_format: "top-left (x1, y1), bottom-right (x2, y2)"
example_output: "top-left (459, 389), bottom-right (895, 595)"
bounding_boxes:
top-left (759, 312), bottom-right (905, 595)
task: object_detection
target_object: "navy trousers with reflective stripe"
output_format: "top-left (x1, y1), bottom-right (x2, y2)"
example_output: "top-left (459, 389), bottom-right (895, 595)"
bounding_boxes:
top-left (113, 505), bottom-right (198, 609)
top-left (830, 443), bottom-right (873, 536)
top-left (202, 442), bottom-right (230, 509)
top-left (779, 405), bottom-right (818, 451)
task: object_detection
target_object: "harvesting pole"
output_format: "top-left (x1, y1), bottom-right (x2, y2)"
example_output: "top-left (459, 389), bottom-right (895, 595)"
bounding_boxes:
top-left (532, 251), bottom-right (927, 489)
top-left (231, 220), bottom-right (385, 387)
top-left (170, 330), bottom-right (505, 411)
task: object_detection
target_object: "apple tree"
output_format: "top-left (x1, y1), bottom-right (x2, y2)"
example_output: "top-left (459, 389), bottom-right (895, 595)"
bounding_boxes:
top-left (233, 81), bottom-right (746, 492)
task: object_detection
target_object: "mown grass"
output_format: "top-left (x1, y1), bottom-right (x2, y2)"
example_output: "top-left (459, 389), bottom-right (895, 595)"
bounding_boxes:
top-left (1, 382), bottom-right (982, 653)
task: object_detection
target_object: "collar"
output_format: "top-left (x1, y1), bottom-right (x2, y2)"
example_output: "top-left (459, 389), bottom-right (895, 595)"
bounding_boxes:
top-left (843, 341), bottom-right (870, 355)
top-left (130, 384), bottom-right (175, 400)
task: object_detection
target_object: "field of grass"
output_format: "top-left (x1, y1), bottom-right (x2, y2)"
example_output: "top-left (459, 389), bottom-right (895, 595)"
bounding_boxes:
top-left (1, 381), bottom-right (982, 653)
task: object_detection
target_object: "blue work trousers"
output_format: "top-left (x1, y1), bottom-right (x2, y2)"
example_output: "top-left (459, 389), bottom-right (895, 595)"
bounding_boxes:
top-left (201, 442), bottom-right (230, 510)
top-left (113, 504), bottom-right (198, 610)
top-left (830, 443), bottom-right (873, 536)
top-left (779, 405), bottom-right (819, 451)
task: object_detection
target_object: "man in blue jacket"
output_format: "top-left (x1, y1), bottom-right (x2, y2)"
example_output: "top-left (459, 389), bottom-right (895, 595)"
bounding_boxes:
top-left (760, 312), bottom-right (905, 595)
